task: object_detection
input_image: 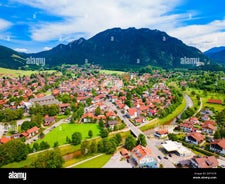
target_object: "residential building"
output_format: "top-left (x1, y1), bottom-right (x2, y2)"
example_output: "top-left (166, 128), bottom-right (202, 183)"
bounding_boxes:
top-left (131, 145), bottom-right (158, 168)
top-left (210, 138), bottom-right (225, 155)
top-left (190, 156), bottom-right (218, 168)
top-left (185, 132), bottom-right (205, 145)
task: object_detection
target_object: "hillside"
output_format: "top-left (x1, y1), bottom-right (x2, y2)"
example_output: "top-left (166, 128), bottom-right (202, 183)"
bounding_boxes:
top-left (0, 46), bottom-right (26, 69)
top-left (0, 27), bottom-right (210, 70)
top-left (204, 47), bottom-right (225, 65)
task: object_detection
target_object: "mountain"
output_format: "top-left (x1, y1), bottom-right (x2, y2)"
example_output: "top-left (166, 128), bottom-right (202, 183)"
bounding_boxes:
top-left (204, 46), bottom-right (225, 54)
top-left (0, 46), bottom-right (27, 69)
top-left (0, 27), bottom-right (210, 70)
top-left (204, 46), bottom-right (225, 65)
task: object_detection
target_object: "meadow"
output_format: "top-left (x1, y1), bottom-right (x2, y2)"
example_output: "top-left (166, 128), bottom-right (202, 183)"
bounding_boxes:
top-left (0, 67), bottom-right (57, 77)
top-left (36, 123), bottom-right (100, 147)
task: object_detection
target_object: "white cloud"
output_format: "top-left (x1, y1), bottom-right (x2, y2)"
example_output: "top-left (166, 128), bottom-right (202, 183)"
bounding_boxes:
top-left (13, 0), bottom-right (183, 42)
top-left (12, 0), bottom-right (225, 51)
top-left (168, 19), bottom-right (225, 51)
top-left (14, 48), bottom-right (29, 53)
top-left (0, 18), bottom-right (12, 31)
top-left (43, 46), bottom-right (51, 51)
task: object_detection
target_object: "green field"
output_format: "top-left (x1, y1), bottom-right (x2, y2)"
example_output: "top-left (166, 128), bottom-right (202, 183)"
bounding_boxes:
top-left (0, 67), bottom-right (58, 77)
top-left (36, 123), bottom-right (100, 147)
top-left (2, 144), bottom-right (79, 168)
top-left (99, 69), bottom-right (125, 75)
top-left (73, 154), bottom-right (112, 168)
top-left (186, 88), bottom-right (225, 112)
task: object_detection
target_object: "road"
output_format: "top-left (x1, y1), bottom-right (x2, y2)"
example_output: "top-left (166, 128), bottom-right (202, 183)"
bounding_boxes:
top-left (106, 101), bottom-right (176, 168)
top-left (170, 94), bottom-right (193, 124)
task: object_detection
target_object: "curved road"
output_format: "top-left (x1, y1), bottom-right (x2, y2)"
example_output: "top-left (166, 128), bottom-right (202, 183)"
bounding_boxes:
top-left (106, 94), bottom-right (194, 168)
top-left (170, 94), bottom-right (193, 124)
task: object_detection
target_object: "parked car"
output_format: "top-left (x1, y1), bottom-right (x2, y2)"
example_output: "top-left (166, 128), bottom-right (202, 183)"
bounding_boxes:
top-left (164, 156), bottom-right (168, 159)
top-left (168, 154), bottom-right (172, 157)
top-left (158, 156), bottom-right (162, 159)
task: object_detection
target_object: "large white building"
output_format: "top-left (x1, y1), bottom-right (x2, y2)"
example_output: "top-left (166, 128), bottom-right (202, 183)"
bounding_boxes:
top-left (161, 140), bottom-right (192, 156)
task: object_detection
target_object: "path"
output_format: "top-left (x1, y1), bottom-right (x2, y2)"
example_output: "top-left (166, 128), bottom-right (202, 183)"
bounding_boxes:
top-left (66, 153), bottom-right (104, 168)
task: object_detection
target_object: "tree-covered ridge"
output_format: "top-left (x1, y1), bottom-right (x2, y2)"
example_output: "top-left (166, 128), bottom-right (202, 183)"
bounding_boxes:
top-left (0, 27), bottom-right (210, 70)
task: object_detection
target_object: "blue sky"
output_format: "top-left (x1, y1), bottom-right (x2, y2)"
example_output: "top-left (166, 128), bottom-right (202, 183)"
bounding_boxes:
top-left (0, 0), bottom-right (225, 53)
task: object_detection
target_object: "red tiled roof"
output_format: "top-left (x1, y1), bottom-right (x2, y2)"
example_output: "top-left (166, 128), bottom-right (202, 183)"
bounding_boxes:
top-left (193, 156), bottom-right (218, 168)
top-left (0, 137), bottom-right (11, 144)
top-left (210, 139), bottom-right (225, 150)
top-left (26, 126), bottom-right (39, 134)
top-left (131, 145), bottom-right (152, 160)
top-left (156, 129), bottom-right (168, 135)
top-left (128, 108), bottom-right (138, 116)
top-left (187, 132), bottom-right (205, 142)
top-left (207, 99), bottom-right (222, 104)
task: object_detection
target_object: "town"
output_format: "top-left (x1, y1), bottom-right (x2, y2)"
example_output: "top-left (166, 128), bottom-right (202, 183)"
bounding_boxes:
top-left (0, 64), bottom-right (225, 169)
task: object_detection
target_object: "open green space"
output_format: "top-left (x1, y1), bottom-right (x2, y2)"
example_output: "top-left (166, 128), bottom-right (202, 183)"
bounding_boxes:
top-left (186, 88), bottom-right (225, 112)
top-left (72, 154), bottom-right (112, 168)
top-left (2, 144), bottom-right (79, 168)
top-left (99, 69), bottom-right (125, 75)
top-left (36, 123), bottom-right (100, 147)
top-left (0, 67), bottom-right (58, 78)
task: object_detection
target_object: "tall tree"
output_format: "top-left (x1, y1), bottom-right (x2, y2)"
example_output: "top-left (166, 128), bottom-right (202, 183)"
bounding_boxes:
top-left (0, 139), bottom-right (28, 167)
top-left (31, 149), bottom-right (64, 168)
top-left (137, 134), bottom-right (147, 147)
top-left (71, 132), bottom-right (82, 145)
top-left (125, 135), bottom-right (136, 151)
top-left (88, 130), bottom-right (93, 138)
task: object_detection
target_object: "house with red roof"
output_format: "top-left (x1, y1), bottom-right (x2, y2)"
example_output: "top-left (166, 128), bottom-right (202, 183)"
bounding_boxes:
top-left (202, 122), bottom-right (216, 135)
top-left (22, 126), bottom-right (39, 139)
top-left (131, 145), bottom-right (158, 168)
top-left (81, 112), bottom-right (95, 123)
top-left (154, 129), bottom-right (168, 138)
top-left (0, 136), bottom-right (11, 144)
top-left (44, 115), bottom-right (56, 126)
top-left (210, 138), bottom-right (225, 155)
top-left (185, 132), bottom-right (205, 145)
top-left (207, 99), bottom-right (222, 104)
top-left (190, 156), bottom-right (218, 168)
top-left (127, 108), bottom-right (138, 119)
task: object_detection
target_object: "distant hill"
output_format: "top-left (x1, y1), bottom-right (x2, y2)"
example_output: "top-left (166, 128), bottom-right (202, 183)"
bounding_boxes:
top-left (0, 27), bottom-right (211, 70)
top-left (204, 46), bottom-right (225, 65)
top-left (0, 46), bottom-right (26, 69)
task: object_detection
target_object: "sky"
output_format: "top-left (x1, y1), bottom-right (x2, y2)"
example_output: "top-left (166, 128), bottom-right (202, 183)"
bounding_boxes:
top-left (0, 0), bottom-right (225, 53)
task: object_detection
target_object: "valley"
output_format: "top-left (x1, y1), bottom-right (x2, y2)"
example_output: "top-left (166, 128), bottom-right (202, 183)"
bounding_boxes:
top-left (0, 65), bottom-right (225, 169)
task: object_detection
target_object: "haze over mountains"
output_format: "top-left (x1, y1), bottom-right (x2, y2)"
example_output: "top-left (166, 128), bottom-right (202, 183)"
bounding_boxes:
top-left (204, 46), bottom-right (225, 65)
top-left (0, 27), bottom-right (212, 70)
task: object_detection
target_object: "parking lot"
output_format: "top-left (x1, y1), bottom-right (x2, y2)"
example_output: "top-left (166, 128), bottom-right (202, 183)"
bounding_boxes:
top-left (103, 150), bottom-right (134, 168)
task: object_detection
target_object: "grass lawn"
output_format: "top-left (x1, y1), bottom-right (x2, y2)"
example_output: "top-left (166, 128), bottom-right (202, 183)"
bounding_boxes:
top-left (72, 154), bottom-right (112, 168)
top-left (0, 67), bottom-right (58, 78)
top-left (186, 88), bottom-right (225, 112)
top-left (36, 123), bottom-right (100, 147)
top-left (99, 69), bottom-right (125, 75)
top-left (2, 144), bottom-right (79, 168)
